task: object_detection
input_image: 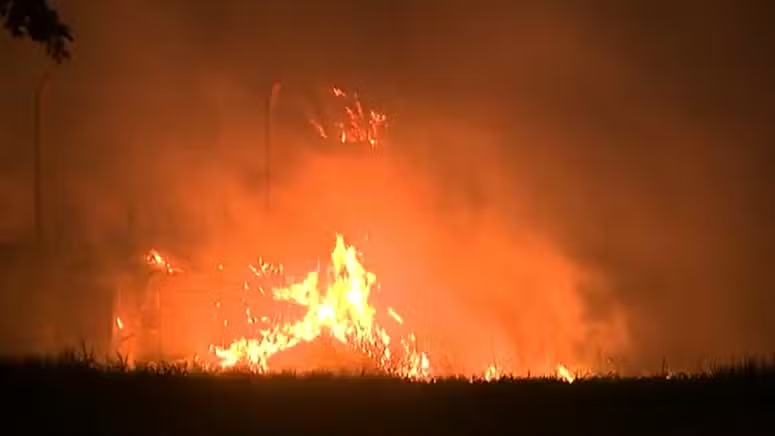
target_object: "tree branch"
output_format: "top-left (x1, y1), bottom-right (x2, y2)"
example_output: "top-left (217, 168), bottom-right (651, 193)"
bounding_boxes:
top-left (1, 0), bottom-right (73, 62)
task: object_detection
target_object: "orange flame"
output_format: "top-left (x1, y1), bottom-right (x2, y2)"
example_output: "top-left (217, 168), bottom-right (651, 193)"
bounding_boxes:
top-left (309, 86), bottom-right (388, 148)
top-left (556, 364), bottom-right (575, 383)
top-left (146, 249), bottom-right (180, 275)
top-left (118, 238), bottom-right (590, 381)
top-left (484, 364), bottom-right (502, 381)
top-left (212, 234), bottom-right (430, 378)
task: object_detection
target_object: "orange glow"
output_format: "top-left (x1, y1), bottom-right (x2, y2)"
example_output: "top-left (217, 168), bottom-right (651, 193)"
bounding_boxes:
top-left (106, 85), bottom-right (625, 381)
top-left (115, 234), bottom-right (431, 378)
top-left (113, 231), bottom-right (592, 380)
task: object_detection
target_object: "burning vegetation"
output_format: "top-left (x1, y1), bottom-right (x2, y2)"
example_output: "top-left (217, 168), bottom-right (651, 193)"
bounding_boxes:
top-left (308, 87), bottom-right (388, 148)
top-left (114, 235), bottom-right (579, 382)
top-left (105, 84), bottom-right (592, 382)
top-left (210, 234), bottom-right (429, 378)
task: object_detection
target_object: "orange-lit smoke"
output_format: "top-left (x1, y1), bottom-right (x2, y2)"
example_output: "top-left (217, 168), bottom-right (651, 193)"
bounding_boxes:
top-left (108, 85), bottom-right (631, 377)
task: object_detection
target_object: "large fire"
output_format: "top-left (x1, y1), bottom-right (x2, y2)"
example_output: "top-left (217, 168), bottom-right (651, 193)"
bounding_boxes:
top-left (114, 235), bottom-right (578, 382)
top-left (110, 84), bottom-right (583, 382)
top-left (210, 234), bottom-right (430, 378)
top-left (113, 234), bottom-right (430, 378)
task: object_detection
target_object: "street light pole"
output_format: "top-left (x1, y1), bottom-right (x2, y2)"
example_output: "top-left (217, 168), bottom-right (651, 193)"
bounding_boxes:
top-left (265, 81), bottom-right (281, 212)
top-left (34, 67), bottom-right (52, 249)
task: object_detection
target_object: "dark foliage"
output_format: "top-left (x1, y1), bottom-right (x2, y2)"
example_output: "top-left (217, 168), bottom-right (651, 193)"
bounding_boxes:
top-left (0, 0), bottom-right (72, 62)
top-left (1, 353), bottom-right (774, 436)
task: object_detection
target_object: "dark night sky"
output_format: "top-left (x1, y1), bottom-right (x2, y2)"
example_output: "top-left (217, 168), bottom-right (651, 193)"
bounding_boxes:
top-left (1, 0), bottom-right (774, 371)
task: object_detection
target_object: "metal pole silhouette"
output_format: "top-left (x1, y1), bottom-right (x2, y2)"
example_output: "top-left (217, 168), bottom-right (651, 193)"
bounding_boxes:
top-left (34, 68), bottom-right (52, 248)
top-left (265, 82), bottom-right (281, 212)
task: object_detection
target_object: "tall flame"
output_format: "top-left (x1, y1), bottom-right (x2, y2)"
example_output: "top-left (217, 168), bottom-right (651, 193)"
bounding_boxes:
top-left (211, 234), bottom-right (429, 378)
top-left (109, 83), bottom-right (591, 381)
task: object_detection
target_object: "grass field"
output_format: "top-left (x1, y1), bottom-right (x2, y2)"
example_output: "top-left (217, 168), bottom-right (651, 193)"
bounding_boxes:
top-left (2, 352), bottom-right (774, 436)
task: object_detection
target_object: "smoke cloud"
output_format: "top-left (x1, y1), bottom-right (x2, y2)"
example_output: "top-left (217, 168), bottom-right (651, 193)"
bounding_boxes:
top-left (0, 0), bottom-right (773, 373)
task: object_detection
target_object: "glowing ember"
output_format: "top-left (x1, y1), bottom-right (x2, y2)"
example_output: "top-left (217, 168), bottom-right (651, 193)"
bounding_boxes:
top-left (310, 86), bottom-right (388, 148)
top-left (146, 249), bottom-right (180, 275)
top-left (387, 307), bottom-right (403, 325)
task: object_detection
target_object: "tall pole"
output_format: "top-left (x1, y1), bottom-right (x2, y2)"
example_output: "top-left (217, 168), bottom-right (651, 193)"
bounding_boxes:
top-left (265, 82), bottom-right (281, 212)
top-left (34, 68), bottom-right (52, 249)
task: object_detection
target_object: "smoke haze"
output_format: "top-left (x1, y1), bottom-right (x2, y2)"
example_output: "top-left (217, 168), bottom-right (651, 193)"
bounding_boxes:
top-left (1, 0), bottom-right (774, 373)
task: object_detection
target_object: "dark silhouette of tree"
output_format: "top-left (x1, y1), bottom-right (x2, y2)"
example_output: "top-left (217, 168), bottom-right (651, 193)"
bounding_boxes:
top-left (1, 0), bottom-right (72, 62)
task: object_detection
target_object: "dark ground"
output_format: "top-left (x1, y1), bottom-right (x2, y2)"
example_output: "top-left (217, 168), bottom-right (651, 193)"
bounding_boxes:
top-left (1, 355), bottom-right (774, 436)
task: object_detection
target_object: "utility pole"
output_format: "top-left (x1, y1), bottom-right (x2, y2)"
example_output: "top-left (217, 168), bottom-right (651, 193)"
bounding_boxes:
top-left (33, 67), bottom-right (52, 249)
top-left (265, 81), bottom-right (281, 212)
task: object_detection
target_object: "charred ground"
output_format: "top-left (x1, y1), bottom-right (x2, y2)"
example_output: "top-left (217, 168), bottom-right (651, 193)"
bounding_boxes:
top-left (1, 353), bottom-right (773, 436)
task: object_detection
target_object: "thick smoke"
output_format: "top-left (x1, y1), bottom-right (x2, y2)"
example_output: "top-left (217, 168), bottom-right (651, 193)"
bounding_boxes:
top-left (0, 0), bottom-right (773, 373)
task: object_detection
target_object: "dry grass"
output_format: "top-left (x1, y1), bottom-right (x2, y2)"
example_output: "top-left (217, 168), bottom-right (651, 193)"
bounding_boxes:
top-left (1, 348), bottom-right (773, 436)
